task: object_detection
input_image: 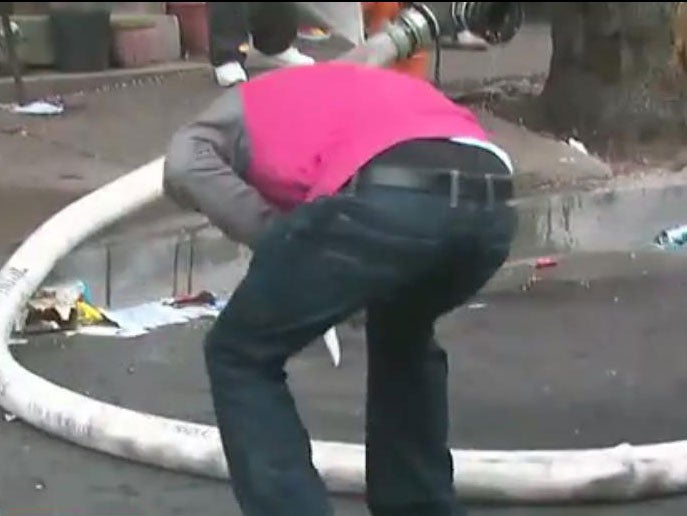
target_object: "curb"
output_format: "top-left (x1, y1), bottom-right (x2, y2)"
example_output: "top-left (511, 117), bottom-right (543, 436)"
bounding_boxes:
top-left (30, 169), bottom-right (687, 310)
top-left (0, 61), bottom-right (209, 103)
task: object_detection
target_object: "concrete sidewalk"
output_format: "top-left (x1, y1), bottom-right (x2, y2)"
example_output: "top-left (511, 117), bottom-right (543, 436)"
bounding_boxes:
top-left (0, 22), bottom-right (611, 249)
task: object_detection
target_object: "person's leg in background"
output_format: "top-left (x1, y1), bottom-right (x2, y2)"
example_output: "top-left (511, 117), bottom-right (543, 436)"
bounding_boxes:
top-left (207, 2), bottom-right (314, 88)
top-left (207, 2), bottom-right (250, 86)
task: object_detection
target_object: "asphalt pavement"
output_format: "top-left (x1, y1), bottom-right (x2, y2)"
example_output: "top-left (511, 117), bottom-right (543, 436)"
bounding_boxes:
top-left (4, 251), bottom-right (687, 515)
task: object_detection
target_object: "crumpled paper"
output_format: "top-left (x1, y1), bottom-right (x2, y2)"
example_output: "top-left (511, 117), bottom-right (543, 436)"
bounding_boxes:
top-left (12, 100), bottom-right (64, 116)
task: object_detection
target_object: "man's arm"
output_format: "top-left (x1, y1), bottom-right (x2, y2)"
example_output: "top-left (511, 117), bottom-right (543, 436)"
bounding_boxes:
top-left (163, 87), bottom-right (278, 247)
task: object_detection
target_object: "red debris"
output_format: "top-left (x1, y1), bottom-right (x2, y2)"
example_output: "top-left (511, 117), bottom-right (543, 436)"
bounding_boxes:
top-left (535, 256), bottom-right (558, 269)
top-left (167, 290), bottom-right (216, 308)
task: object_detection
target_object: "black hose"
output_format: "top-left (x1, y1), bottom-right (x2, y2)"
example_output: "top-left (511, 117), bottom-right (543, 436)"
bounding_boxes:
top-left (434, 37), bottom-right (442, 86)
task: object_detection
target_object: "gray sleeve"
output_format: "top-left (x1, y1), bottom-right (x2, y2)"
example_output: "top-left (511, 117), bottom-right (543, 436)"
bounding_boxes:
top-left (163, 87), bottom-right (279, 247)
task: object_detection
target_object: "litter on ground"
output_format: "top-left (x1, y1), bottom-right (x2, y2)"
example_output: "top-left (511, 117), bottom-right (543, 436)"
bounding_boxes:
top-left (14, 283), bottom-right (342, 366)
top-left (535, 256), bottom-right (558, 269)
top-left (654, 224), bottom-right (687, 250)
top-left (10, 99), bottom-right (65, 116)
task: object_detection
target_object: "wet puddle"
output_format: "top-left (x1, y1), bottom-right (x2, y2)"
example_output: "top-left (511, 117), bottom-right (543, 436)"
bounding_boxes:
top-left (13, 176), bottom-right (687, 311)
top-left (512, 179), bottom-right (687, 258)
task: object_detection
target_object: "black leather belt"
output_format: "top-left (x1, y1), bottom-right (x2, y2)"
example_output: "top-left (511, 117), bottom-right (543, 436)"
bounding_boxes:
top-left (343, 165), bottom-right (513, 207)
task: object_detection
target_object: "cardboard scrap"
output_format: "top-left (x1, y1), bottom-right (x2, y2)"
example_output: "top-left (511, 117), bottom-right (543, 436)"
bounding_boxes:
top-left (14, 280), bottom-right (110, 335)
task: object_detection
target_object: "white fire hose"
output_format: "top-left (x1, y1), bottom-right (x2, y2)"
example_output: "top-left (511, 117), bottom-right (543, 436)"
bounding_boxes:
top-left (3, 159), bottom-right (687, 503)
top-left (3, 4), bottom-right (687, 505)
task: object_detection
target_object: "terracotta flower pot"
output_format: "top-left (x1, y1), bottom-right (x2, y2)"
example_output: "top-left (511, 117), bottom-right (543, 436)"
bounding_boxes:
top-left (112, 22), bottom-right (158, 68)
top-left (166, 2), bottom-right (208, 57)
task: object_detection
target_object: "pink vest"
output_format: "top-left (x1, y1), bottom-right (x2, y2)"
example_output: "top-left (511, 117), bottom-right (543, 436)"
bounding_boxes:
top-left (240, 62), bottom-right (488, 211)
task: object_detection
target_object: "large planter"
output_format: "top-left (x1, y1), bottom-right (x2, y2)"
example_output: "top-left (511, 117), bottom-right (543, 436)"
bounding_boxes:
top-left (49, 8), bottom-right (111, 72)
top-left (112, 18), bottom-right (158, 68)
top-left (166, 2), bottom-right (208, 57)
top-left (6, 15), bottom-right (55, 67)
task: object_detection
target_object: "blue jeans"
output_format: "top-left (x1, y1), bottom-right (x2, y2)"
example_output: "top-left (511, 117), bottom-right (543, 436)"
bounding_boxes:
top-left (205, 179), bottom-right (516, 515)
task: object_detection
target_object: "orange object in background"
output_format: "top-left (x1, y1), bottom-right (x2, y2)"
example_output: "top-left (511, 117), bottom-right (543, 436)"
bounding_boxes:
top-left (361, 2), bottom-right (431, 79)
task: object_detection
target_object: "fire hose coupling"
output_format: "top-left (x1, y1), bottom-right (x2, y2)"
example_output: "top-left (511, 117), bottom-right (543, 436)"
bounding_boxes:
top-left (381, 3), bottom-right (439, 60)
top-left (396, 3), bottom-right (441, 55)
top-left (387, 2), bottom-right (523, 60)
top-left (450, 2), bottom-right (524, 45)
